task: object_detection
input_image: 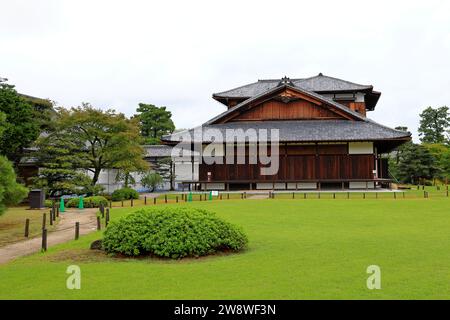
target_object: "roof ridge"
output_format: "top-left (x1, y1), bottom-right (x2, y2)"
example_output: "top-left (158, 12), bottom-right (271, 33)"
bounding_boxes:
top-left (296, 73), bottom-right (373, 89)
top-left (213, 80), bottom-right (261, 97)
top-left (257, 78), bottom-right (304, 82)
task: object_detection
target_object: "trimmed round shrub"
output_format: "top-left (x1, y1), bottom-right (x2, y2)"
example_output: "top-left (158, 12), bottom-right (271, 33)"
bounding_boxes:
top-left (66, 196), bottom-right (108, 208)
top-left (111, 187), bottom-right (139, 201)
top-left (102, 207), bottom-right (248, 258)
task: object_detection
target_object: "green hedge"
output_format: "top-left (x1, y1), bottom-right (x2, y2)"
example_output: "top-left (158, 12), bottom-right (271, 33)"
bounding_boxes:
top-left (44, 199), bottom-right (54, 208)
top-left (102, 207), bottom-right (248, 259)
top-left (66, 196), bottom-right (108, 208)
top-left (111, 187), bottom-right (139, 201)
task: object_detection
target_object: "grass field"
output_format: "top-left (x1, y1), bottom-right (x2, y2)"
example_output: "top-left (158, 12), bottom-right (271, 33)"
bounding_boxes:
top-left (1, 194), bottom-right (449, 299)
top-left (105, 185), bottom-right (449, 207)
top-left (0, 207), bottom-right (58, 246)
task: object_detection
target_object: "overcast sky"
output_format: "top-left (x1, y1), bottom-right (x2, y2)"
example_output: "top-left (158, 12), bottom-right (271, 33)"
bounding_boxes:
top-left (1, 0), bottom-right (449, 141)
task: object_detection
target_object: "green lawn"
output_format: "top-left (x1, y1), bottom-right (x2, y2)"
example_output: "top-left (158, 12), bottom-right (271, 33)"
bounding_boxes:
top-left (0, 207), bottom-right (58, 246)
top-left (0, 197), bottom-right (449, 299)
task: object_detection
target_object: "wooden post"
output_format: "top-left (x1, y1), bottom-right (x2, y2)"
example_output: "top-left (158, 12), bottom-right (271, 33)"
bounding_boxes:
top-left (154, 197), bottom-right (157, 205)
top-left (121, 200), bottom-right (124, 207)
top-left (41, 229), bottom-right (47, 252)
top-left (24, 218), bottom-right (30, 237)
top-left (131, 198), bottom-right (134, 207)
top-left (333, 193), bottom-right (335, 199)
top-left (106, 208), bottom-right (110, 222)
top-left (347, 192), bottom-right (350, 199)
top-left (220, 194), bottom-right (222, 200)
top-left (318, 192), bottom-right (320, 199)
top-left (105, 217), bottom-right (109, 227)
top-left (56, 207), bottom-right (59, 218)
top-left (49, 210), bottom-right (53, 226)
top-left (176, 196), bottom-right (179, 203)
top-left (42, 213), bottom-right (46, 230)
top-left (145, 196), bottom-right (147, 205)
top-left (363, 193), bottom-right (365, 199)
top-left (304, 193), bottom-right (306, 199)
top-left (394, 192), bottom-right (397, 199)
top-left (292, 192), bottom-right (295, 199)
top-left (227, 193), bottom-right (230, 200)
top-left (109, 200), bottom-right (112, 209)
top-left (165, 195), bottom-right (168, 203)
top-left (97, 216), bottom-right (101, 231)
top-left (75, 222), bottom-right (79, 240)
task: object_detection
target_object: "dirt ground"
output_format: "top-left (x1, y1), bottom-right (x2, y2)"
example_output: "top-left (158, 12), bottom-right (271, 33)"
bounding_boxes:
top-left (0, 208), bottom-right (98, 264)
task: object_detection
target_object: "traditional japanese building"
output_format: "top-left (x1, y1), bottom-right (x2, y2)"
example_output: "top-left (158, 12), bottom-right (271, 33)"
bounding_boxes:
top-left (162, 74), bottom-right (411, 191)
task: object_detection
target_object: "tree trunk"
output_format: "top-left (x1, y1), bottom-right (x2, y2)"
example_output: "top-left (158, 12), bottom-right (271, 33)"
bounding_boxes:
top-left (169, 160), bottom-right (174, 191)
top-left (124, 174), bottom-right (129, 188)
top-left (92, 168), bottom-right (101, 186)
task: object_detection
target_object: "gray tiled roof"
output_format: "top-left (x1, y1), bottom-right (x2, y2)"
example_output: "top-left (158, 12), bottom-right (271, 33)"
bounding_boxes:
top-left (205, 84), bottom-right (366, 125)
top-left (213, 74), bottom-right (373, 99)
top-left (162, 120), bottom-right (411, 143)
top-left (143, 145), bottom-right (173, 157)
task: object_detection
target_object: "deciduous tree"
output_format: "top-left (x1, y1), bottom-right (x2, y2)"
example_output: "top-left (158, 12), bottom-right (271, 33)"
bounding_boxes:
top-left (0, 82), bottom-right (41, 165)
top-left (40, 104), bottom-right (149, 188)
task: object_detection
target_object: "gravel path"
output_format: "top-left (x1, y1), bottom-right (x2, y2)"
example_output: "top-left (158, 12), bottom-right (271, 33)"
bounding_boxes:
top-left (0, 208), bottom-right (98, 265)
top-left (247, 194), bottom-right (270, 200)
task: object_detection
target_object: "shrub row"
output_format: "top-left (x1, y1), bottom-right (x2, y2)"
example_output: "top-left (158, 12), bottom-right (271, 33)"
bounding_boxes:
top-left (111, 187), bottom-right (139, 201)
top-left (102, 207), bottom-right (248, 259)
top-left (66, 196), bottom-right (108, 208)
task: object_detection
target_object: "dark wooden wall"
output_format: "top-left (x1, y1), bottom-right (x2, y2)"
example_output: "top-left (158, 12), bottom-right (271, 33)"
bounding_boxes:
top-left (199, 144), bottom-right (375, 182)
top-left (231, 99), bottom-right (344, 121)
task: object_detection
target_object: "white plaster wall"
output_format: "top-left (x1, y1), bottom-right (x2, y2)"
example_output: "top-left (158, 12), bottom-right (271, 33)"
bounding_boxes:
top-left (256, 183), bottom-right (274, 190)
top-left (298, 182), bottom-right (318, 189)
top-left (174, 161), bottom-right (199, 181)
top-left (355, 92), bottom-right (365, 102)
top-left (202, 183), bottom-right (225, 190)
top-left (348, 142), bottom-right (373, 154)
top-left (349, 182), bottom-right (375, 189)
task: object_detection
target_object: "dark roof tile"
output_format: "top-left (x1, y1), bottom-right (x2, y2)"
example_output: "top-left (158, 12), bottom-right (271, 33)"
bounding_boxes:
top-left (162, 120), bottom-right (411, 143)
top-left (213, 74), bottom-right (373, 99)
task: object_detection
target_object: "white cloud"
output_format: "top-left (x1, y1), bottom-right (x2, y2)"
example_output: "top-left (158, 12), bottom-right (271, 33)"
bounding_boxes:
top-left (1, 0), bottom-right (449, 141)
